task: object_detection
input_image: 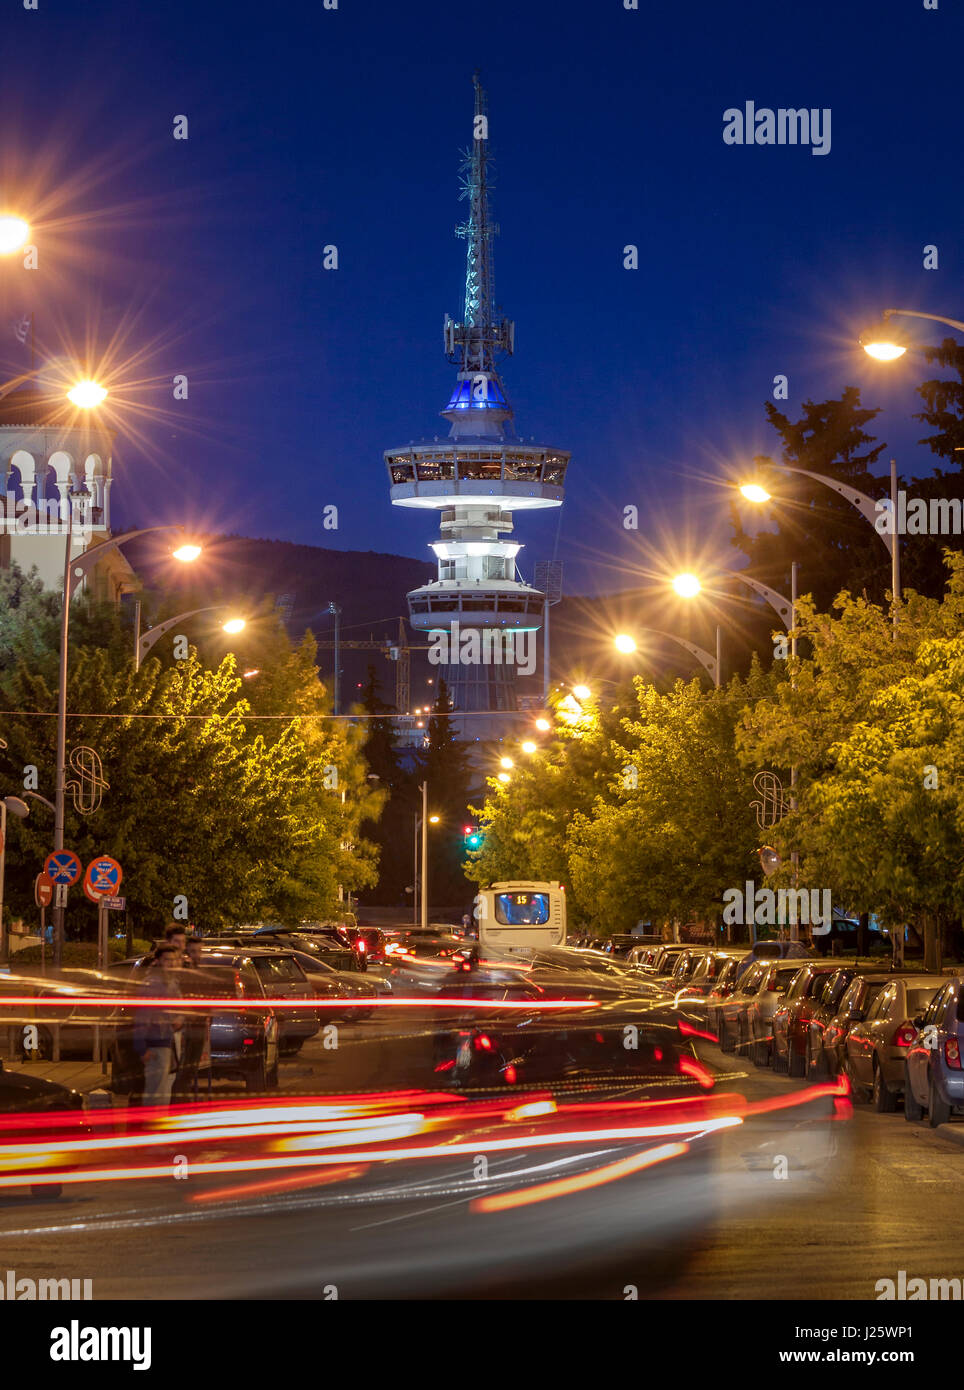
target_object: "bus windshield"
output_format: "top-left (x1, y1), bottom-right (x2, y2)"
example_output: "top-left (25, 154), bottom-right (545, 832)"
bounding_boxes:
top-left (494, 892), bottom-right (550, 926)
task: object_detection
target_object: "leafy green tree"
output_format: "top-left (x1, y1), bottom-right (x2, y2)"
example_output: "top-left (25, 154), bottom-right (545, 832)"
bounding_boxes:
top-left (0, 578), bottom-right (378, 936)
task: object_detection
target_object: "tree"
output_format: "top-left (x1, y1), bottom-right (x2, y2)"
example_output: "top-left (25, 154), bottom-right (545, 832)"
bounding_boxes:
top-left (738, 555), bottom-right (964, 967)
top-left (916, 339), bottom-right (964, 462)
top-left (0, 577), bottom-right (378, 935)
top-left (358, 665), bottom-right (409, 904)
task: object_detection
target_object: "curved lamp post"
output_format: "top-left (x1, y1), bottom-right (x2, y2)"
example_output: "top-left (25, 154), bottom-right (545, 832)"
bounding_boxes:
top-left (135, 607), bottom-right (245, 670)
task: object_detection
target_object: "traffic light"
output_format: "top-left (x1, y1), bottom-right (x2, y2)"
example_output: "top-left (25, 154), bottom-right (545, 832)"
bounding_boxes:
top-left (463, 824), bottom-right (482, 850)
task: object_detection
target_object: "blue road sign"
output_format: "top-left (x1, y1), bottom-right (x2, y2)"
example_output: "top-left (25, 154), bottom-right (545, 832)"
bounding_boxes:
top-left (43, 850), bottom-right (82, 886)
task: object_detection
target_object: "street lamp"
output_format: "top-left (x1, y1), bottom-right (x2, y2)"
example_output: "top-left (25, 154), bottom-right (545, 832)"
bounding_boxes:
top-left (738, 464), bottom-right (900, 633)
top-left (521, 740), bottom-right (537, 754)
top-left (571, 684), bottom-right (592, 701)
top-left (134, 606), bottom-right (243, 670)
top-left (497, 771), bottom-right (511, 783)
top-left (860, 308), bottom-right (964, 362)
top-left (672, 572), bottom-right (701, 599)
top-left (534, 717), bottom-right (551, 732)
top-left (614, 626), bottom-right (721, 687)
top-left (67, 380), bottom-right (108, 409)
top-left (0, 215), bottom-right (29, 255)
top-left (499, 756), bottom-right (514, 770)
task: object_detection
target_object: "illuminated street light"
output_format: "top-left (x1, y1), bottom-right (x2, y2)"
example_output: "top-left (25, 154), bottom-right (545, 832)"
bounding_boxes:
top-left (614, 633), bottom-right (637, 654)
top-left (429, 814), bottom-right (440, 824)
top-left (521, 740), bottom-right (537, 754)
top-left (223, 618), bottom-right (246, 635)
top-left (172, 543), bottom-right (202, 562)
top-left (497, 772), bottom-right (511, 783)
top-left (67, 379), bottom-right (108, 409)
top-left (535, 717), bottom-right (551, 732)
top-left (572, 684), bottom-right (591, 701)
top-left (672, 572), bottom-right (701, 599)
top-left (242, 668), bottom-right (260, 679)
top-left (499, 756), bottom-right (514, 770)
top-left (739, 482), bottom-right (771, 504)
top-left (0, 215), bottom-right (29, 255)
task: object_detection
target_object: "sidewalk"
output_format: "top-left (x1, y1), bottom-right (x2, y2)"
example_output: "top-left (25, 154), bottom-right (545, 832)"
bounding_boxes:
top-left (2, 1057), bottom-right (113, 1094)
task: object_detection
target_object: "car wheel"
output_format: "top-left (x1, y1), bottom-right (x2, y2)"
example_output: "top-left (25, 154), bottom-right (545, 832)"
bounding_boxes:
top-left (873, 1061), bottom-right (897, 1113)
top-left (929, 1074), bottom-right (952, 1128)
top-left (718, 1016), bottom-right (733, 1054)
top-left (843, 1054), bottom-right (867, 1101)
top-left (788, 1040), bottom-right (806, 1077)
top-left (807, 1036), bottom-right (826, 1079)
top-left (244, 1057), bottom-right (268, 1092)
top-left (903, 1065), bottom-right (924, 1121)
top-left (772, 1037), bottom-right (788, 1074)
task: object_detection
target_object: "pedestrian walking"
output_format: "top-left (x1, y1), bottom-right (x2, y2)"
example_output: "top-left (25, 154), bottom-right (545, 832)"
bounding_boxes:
top-left (134, 944), bottom-right (183, 1108)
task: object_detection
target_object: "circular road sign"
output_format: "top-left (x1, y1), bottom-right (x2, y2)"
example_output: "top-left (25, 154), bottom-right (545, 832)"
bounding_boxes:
top-left (84, 855), bottom-right (123, 898)
top-left (34, 874), bottom-right (53, 909)
top-left (44, 850), bottom-right (82, 886)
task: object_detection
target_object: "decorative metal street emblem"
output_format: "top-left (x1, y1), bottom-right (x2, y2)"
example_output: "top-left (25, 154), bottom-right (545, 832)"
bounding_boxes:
top-left (66, 746), bottom-right (109, 814)
top-left (750, 770), bottom-right (790, 830)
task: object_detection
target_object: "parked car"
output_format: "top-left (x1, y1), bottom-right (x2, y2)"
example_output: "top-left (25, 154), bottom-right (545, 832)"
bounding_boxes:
top-left (247, 927), bottom-right (363, 973)
top-left (680, 950), bottom-right (745, 999)
top-left (635, 944), bottom-right (690, 977)
top-left (746, 961), bottom-right (810, 1067)
top-left (805, 968), bottom-right (915, 1078)
top-left (771, 962), bottom-right (842, 1075)
top-left (704, 958), bottom-right (752, 1038)
top-left (711, 960), bottom-right (770, 1054)
top-left (904, 977), bottom-right (964, 1126)
top-left (844, 974), bottom-right (945, 1110)
top-left (659, 947), bottom-right (718, 995)
top-left (285, 949), bottom-right (386, 1020)
top-left (734, 939), bottom-right (812, 982)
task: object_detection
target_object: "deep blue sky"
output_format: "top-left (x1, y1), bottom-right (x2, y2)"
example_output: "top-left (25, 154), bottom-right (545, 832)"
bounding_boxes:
top-left (1, 0), bottom-right (960, 595)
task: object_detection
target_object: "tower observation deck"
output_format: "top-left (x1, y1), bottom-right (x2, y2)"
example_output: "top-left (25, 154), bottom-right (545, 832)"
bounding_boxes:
top-left (385, 74), bottom-right (569, 718)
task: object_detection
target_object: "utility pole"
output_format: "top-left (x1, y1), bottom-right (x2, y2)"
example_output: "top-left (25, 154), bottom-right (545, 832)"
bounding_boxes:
top-left (327, 602), bottom-right (342, 715)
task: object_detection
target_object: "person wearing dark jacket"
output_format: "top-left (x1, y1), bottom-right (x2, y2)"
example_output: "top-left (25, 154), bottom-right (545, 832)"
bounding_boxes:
top-left (134, 944), bottom-right (183, 1107)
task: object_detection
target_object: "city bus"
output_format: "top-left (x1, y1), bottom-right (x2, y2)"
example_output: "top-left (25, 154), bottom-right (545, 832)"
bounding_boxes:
top-left (476, 881), bottom-right (566, 956)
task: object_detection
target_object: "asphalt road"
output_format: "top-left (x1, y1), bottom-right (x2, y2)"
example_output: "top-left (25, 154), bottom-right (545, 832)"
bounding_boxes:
top-left (0, 1017), bottom-right (960, 1300)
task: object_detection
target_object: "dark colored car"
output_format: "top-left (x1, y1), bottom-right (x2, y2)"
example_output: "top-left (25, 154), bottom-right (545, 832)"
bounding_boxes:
top-left (684, 950), bottom-right (746, 999)
top-left (339, 927), bottom-right (387, 965)
top-left (905, 978), bottom-right (964, 1127)
top-left (247, 928), bottom-right (364, 973)
top-left (109, 953), bottom-right (288, 1094)
top-left (431, 995), bottom-right (714, 1093)
top-left (0, 1061), bottom-right (86, 1197)
top-left (804, 967), bottom-right (916, 1078)
top-left (845, 974), bottom-right (945, 1111)
top-left (285, 949), bottom-right (385, 1020)
top-left (770, 962), bottom-right (842, 1075)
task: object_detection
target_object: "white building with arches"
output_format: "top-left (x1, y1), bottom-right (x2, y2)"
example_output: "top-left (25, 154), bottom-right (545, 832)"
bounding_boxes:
top-left (0, 389), bottom-right (136, 603)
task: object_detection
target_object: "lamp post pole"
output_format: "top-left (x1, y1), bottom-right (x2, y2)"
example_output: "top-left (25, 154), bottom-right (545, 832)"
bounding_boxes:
top-left (420, 780), bottom-right (429, 930)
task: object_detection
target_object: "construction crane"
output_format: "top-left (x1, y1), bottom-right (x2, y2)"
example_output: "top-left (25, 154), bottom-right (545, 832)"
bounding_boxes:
top-left (314, 617), bottom-right (429, 715)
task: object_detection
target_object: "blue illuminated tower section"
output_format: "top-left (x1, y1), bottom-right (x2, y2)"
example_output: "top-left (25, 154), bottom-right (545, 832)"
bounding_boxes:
top-left (385, 74), bottom-right (570, 722)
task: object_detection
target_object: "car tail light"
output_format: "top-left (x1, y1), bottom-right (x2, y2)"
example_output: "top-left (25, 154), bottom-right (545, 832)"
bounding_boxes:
top-left (945, 1037), bottom-right (962, 1069)
top-left (504, 1064), bottom-right (517, 1083)
top-left (474, 1034), bottom-right (493, 1051)
top-left (242, 1037), bottom-right (255, 1047)
top-left (356, 939), bottom-right (367, 953)
top-left (893, 1020), bottom-right (917, 1048)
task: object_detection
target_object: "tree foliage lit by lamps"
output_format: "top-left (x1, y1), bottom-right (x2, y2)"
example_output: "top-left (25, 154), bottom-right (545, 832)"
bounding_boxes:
top-left (51, 402), bottom-right (201, 969)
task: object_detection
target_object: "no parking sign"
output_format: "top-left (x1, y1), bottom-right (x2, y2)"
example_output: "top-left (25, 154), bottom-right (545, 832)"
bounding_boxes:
top-left (84, 856), bottom-right (123, 898)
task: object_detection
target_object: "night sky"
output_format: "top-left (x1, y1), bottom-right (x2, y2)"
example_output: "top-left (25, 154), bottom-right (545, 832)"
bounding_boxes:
top-left (1, 0), bottom-right (960, 597)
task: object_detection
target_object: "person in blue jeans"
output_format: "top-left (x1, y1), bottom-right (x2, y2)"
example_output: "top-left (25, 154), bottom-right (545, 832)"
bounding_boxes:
top-left (134, 944), bottom-right (183, 1107)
